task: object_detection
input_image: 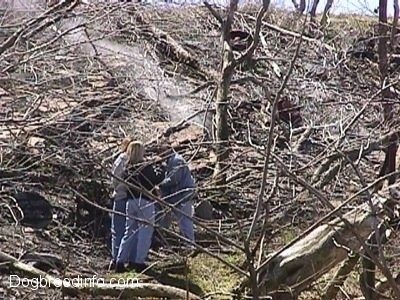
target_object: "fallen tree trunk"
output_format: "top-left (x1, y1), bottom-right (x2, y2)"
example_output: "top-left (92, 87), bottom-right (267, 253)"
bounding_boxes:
top-left (0, 251), bottom-right (200, 299)
top-left (125, 11), bottom-right (218, 81)
top-left (256, 192), bottom-right (389, 298)
top-left (320, 254), bottom-right (360, 300)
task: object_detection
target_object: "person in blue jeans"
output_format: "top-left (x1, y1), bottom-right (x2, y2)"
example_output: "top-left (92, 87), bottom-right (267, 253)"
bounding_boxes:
top-left (115, 141), bottom-right (164, 273)
top-left (110, 137), bottom-right (132, 269)
top-left (158, 150), bottom-right (196, 245)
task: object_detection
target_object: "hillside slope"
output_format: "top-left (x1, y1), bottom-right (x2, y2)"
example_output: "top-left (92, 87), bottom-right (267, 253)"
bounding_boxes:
top-left (1, 2), bottom-right (399, 299)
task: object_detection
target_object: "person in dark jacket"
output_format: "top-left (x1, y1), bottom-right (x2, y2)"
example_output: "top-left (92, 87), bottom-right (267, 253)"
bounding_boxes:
top-left (115, 141), bottom-right (164, 273)
top-left (158, 150), bottom-right (196, 244)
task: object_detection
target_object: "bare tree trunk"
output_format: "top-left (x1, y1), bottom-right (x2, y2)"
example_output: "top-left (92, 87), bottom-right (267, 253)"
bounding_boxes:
top-left (376, 0), bottom-right (398, 194)
top-left (391, 0), bottom-right (399, 48)
top-left (212, 0), bottom-right (238, 186)
top-left (378, 0), bottom-right (390, 120)
top-left (360, 239), bottom-right (379, 300)
top-left (363, 2), bottom-right (397, 299)
top-left (213, 62), bottom-right (234, 185)
top-left (310, 0), bottom-right (320, 21)
top-left (321, 0), bottom-right (334, 26)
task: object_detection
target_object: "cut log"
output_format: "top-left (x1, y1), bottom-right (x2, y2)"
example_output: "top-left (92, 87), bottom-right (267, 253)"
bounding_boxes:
top-left (257, 192), bottom-right (389, 297)
top-left (0, 251), bottom-right (201, 299)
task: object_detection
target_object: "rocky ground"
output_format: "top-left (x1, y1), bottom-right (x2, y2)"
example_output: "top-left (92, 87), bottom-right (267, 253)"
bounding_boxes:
top-left (1, 1), bottom-right (400, 299)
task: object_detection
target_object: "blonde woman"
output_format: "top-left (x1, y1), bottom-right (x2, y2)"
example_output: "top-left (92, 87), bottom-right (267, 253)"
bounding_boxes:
top-left (115, 141), bottom-right (164, 273)
top-left (110, 137), bottom-right (132, 268)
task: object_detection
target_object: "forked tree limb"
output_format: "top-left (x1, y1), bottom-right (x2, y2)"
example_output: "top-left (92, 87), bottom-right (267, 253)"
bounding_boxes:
top-left (234, 0), bottom-right (270, 67)
top-left (0, 251), bottom-right (201, 299)
top-left (320, 0), bottom-right (334, 26)
top-left (203, 1), bottom-right (223, 24)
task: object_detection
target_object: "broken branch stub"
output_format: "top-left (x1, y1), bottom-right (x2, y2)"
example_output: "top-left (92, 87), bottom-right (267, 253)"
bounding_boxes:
top-left (257, 194), bottom-right (387, 296)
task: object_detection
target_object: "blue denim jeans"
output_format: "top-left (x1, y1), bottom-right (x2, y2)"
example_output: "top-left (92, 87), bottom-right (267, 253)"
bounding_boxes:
top-left (111, 198), bottom-right (128, 262)
top-left (117, 196), bottom-right (155, 264)
top-left (158, 199), bottom-right (195, 243)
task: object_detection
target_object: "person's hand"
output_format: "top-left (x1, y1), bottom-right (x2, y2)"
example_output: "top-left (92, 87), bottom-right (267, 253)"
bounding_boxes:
top-left (160, 177), bottom-right (171, 187)
top-left (154, 186), bottom-right (161, 196)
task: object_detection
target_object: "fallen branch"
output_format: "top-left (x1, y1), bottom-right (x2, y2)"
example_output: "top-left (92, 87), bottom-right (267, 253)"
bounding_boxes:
top-left (243, 14), bottom-right (335, 52)
top-left (311, 129), bottom-right (400, 186)
top-left (376, 272), bottom-right (400, 297)
top-left (0, 251), bottom-right (201, 299)
top-left (321, 254), bottom-right (360, 300)
top-left (257, 193), bottom-right (387, 297)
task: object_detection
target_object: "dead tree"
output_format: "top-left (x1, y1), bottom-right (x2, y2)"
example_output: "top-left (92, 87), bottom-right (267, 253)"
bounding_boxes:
top-left (205, 0), bottom-right (271, 186)
top-left (375, 0), bottom-right (398, 200)
top-left (212, 0), bottom-right (238, 186)
top-left (362, 1), bottom-right (399, 299)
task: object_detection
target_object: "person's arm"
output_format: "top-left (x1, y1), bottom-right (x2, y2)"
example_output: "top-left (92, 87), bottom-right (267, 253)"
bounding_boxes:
top-left (111, 153), bottom-right (128, 188)
top-left (138, 164), bottom-right (165, 191)
top-left (159, 155), bottom-right (186, 189)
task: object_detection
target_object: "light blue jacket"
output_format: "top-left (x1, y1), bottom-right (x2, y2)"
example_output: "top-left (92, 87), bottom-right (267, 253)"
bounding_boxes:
top-left (159, 152), bottom-right (196, 204)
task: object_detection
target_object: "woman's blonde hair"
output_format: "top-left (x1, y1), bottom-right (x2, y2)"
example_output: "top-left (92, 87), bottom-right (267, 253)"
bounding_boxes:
top-left (126, 141), bottom-right (145, 164)
top-left (120, 136), bottom-right (133, 153)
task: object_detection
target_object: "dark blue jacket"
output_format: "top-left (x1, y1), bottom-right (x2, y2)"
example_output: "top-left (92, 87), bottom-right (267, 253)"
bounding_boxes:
top-left (159, 152), bottom-right (195, 204)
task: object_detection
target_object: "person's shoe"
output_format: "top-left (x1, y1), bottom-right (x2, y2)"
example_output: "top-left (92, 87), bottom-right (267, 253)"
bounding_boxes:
top-left (126, 262), bottom-right (136, 271)
top-left (128, 262), bottom-right (148, 273)
top-left (115, 262), bottom-right (127, 273)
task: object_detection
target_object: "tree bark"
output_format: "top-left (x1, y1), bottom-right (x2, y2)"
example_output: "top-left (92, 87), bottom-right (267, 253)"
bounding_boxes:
top-left (391, 0), bottom-right (399, 48)
top-left (360, 236), bottom-right (379, 300)
top-left (212, 0), bottom-right (238, 186)
top-left (310, 0), bottom-right (320, 20)
top-left (375, 0), bottom-right (398, 211)
top-left (321, 254), bottom-right (360, 300)
top-left (213, 60), bottom-right (234, 185)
